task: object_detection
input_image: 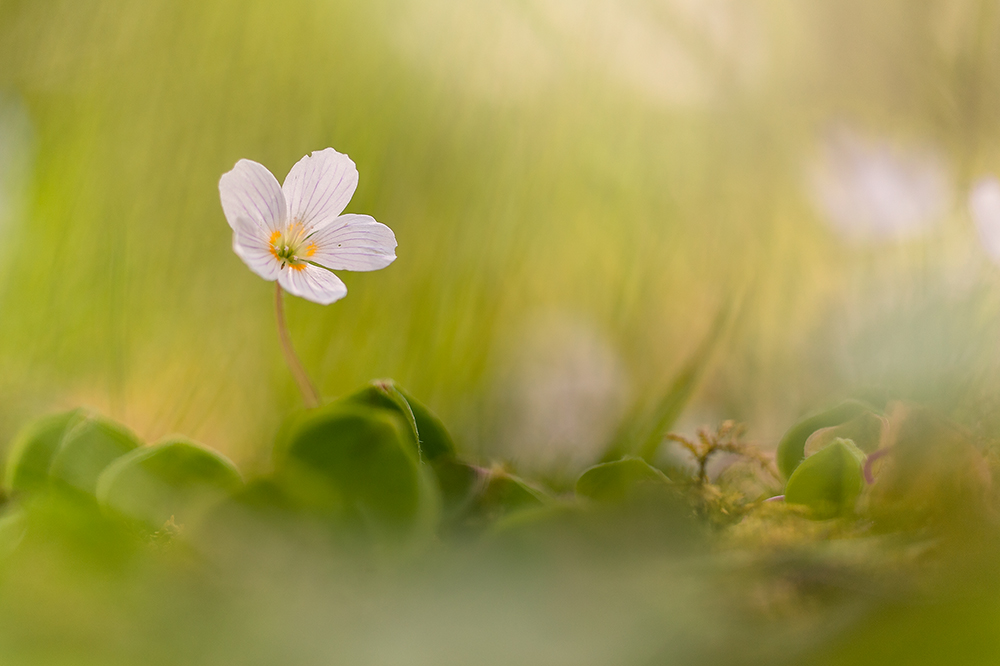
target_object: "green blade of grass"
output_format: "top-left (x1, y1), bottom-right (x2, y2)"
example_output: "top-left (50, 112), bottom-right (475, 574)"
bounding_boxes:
top-left (601, 299), bottom-right (736, 464)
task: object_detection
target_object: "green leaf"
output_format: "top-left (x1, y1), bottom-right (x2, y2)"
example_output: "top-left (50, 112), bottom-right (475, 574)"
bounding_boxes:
top-left (435, 463), bottom-right (551, 531)
top-left (96, 437), bottom-right (243, 530)
top-left (430, 457), bottom-right (482, 518)
top-left (784, 438), bottom-right (866, 519)
top-left (48, 415), bottom-right (142, 496)
top-left (395, 385), bottom-right (456, 461)
top-left (342, 380), bottom-right (456, 462)
top-left (196, 475), bottom-right (340, 547)
top-left (458, 470), bottom-right (551, 531)
top-left (230, 477), bottom-right (315, 515)
top-left (342, 382), bottom-right (419, 446)
top-left (4, 408), bottom-right (89, 494)
top-left (278, 402), bottom-right (439, 535)
top-left (776, 400), bottom-right (873, 479)
top-left (576, 457), bottom-right (671, 502)
top-left (17, 489), bottom-right (140, 568)
top-left (479, 471), bottom-right (549, 513)
top-left (803, 411), bottom-right (887, 457)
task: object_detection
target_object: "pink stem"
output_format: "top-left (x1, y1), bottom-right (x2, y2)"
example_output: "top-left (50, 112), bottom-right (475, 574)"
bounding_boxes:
top-left (863, 447), bottom-right (892, 484)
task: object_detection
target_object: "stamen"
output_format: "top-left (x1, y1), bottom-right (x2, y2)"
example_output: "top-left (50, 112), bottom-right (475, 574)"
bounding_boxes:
top-left (268, 221), bottom-right (312, 270)
top-left (269, 230), bottom-right (282, 260)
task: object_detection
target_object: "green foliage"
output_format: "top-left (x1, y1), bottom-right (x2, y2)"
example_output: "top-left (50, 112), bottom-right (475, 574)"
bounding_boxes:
top-left (341, 380), bottom-right (456, 462)
top-left (95, 437), bottom-right (243, 530)
top-left (475, 470), bottom-right (549, 516)
top-left (4, 410), bottom-right (144, 502)
top-left (430, 457), bottom-right (481, 509)
top-left (394, 385), bottom-right (456, 462)
top-left (275, 401), bottom-right (439, 536)
top-left (426, 459), bottom-right (554, 533)
top-left (49, 416), bottom-right (141, 496)
top-left (576, 457), bottom-right (671, 502)
top-left (3, 391), bottom-right (1000, 664)
top-left (16, 490), bottom-right (140, 570)
top-left (776, 400), bottom-right (873, 479)
top-left (4, 408), bottom-right (88, 494)
top-left (802, 411), bottom-right (886, 457)
top-left (784, 438), bottom-right (866, 519)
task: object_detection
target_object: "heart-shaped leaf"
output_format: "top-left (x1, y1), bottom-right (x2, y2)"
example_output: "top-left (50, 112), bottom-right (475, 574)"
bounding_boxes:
top-left (429, 458), bottom-right (483, 517)
top-left (576, 457), bottom-right (671, 502)
top-left (342, 380), bottom-right (456, 462)
top-left (784, 438), bottom-right (866, 519)
top-left (776, 400), bottom-right (873, 479)
top-left (479, 471), bottom-right (549, 514)
top-left (277, 402), bottom-right (439, 536)
top-left (49, 415), bottom-right (142, 496)
top-left (96, 437), bottom-right (243, 530)
top-left (4, 408), bottom-right (89, 494)
top-left (803, 411), bottom-right (887, 457)
top-left (432, 462), bottom-right (551, 532)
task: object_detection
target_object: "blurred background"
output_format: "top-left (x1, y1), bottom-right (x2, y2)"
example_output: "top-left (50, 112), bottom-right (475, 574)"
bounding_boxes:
top-left (2, 0), bottom-right (1000, 472)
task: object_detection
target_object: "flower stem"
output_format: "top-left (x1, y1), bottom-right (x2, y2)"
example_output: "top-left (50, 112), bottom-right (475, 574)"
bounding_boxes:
top-left (274, 282), bottom-right (320, 408)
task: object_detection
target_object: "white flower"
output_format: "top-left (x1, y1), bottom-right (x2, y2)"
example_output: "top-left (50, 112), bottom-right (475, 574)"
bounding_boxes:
top-left (219, 148), bottom-right (397, 304)
top-left (492, 312), bottom-right (629, 472)
top-left (969, 176), bottom-right (1000, 265)
top-left (807, 127), bottom-right (952, 243)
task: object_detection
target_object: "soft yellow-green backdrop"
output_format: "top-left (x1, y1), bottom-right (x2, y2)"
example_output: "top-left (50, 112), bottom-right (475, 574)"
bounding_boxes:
top-left (2, 0), bottom-right (1000, 468)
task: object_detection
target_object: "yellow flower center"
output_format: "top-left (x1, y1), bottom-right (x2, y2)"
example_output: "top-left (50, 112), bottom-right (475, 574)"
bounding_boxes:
top-left (268, 222), bottom-right (317, 271)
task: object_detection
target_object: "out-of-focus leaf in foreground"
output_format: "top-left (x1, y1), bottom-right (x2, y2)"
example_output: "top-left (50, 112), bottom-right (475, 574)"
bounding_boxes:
top-left (784, 437), bottom-right (866, 519)
top-left (96, 437), bottom-right (243, 531)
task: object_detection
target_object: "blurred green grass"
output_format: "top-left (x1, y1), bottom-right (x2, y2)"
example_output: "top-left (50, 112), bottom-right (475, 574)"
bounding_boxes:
top-left (2, 0), bottom-right (1000, 469)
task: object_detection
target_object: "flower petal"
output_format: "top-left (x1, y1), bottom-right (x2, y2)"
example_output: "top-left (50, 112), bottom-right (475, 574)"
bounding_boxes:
top-left (308, 214), bottom-right (397, 271)
top-left (220, 159), bottom-right (287, 233)
top-left (233, 217), bottom-right (282, 281)
top-left (278, 264), bottom-right (348, 305)
top-left (282, 148), bottom-right (359, 230)
top-left (970, 176), bottom-right (1000, 265)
